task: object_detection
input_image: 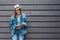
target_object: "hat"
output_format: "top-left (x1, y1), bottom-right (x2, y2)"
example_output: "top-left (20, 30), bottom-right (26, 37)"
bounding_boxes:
top-left (14, 4), bottom-right (21, 10)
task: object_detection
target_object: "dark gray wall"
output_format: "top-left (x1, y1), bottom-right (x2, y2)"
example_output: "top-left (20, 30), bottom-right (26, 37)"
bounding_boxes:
top-left (0, 0), bottom-right (60, 40)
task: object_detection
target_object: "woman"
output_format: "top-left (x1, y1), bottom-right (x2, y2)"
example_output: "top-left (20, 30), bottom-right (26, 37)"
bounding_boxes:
top-left (10, 4), bottom-right (28, 40)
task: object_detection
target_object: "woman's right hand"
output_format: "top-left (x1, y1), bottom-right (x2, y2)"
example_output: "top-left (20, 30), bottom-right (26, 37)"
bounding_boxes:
top-left (14, 25), bottom-right (20, 29)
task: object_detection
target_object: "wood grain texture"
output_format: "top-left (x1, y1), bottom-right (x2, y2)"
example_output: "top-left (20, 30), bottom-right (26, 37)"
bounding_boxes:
top-left (0, 0), bottom-right (60, 40)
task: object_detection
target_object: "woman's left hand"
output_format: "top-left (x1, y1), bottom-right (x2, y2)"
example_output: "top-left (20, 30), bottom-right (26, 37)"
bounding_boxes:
top-left (22, 24), bottom-right (25, 27)
top-left (22, 22), bottom-right (27, 27)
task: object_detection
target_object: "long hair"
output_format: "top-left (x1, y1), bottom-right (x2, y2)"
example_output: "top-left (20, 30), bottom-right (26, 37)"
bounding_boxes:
top-left (13, 8), bottom-right (21, 17)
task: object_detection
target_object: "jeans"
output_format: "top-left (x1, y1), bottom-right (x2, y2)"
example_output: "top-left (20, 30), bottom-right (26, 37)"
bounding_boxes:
top-left (11, 29), bottom-right (27, 40)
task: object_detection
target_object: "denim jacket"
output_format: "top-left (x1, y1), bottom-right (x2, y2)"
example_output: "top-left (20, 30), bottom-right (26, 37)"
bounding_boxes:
top-left (9, 13), bottom-right (28, 37)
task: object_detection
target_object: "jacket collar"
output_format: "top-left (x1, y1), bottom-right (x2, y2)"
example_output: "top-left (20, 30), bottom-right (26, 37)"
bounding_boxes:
top-left (14, 13), bottom-right (22, 25)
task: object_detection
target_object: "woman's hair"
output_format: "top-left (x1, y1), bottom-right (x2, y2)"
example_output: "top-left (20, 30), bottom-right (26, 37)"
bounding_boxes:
top-left (13, 8), bottom-right (21, 16)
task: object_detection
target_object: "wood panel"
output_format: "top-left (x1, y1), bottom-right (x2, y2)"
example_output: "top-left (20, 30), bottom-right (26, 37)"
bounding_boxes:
top-left (0, 0), bottom-right (60, 4)
top-left (0, 28), bottom-right (60, 33)
top-left (0, 5), bottom-right (60, 10)
top-left (0, 0), bottom-right (60, 40)
top-left (0, 11), bottom-right (60, 15)
top-left (0, 34), bottom-right (60, 38)
top-left (0, 22), bottom-right (60, 27)
top-left (0, 17), bottom-right (60, 21)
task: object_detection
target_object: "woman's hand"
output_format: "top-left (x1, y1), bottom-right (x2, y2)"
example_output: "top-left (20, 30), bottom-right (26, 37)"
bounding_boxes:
top-left (14, 24), bottom-right (20, 29)
top-left (22, 24), bottom-right (25, 26)
top-left (22, 22), bottom-right (27, 27)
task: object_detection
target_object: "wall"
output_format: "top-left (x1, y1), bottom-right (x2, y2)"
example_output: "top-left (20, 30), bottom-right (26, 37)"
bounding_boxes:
top-left (0, 0), bottom-right (60, 40)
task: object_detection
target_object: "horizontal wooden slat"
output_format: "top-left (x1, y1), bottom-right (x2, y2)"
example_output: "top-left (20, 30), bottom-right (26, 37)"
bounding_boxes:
top-left (0, 39), bottom-right (11, 40)
top-left (1, 34), bottom-right (60, 38)
top-left (0, 39), bottom-right (60, 40)
top-left (0, 22), bottom-right (60, 27)
top-left (27, 28), bottom-right (60, 33)
top-left (15, 39), bottom-right (60, 40)
top-left (25, 39), bottom-right (60, 40)
top-left (0, 34), bottom-right (11, 38)
top-left (0, 5), bottom-right (60, 10)
top-left (0, 0), bottom-right (60, 4)
top-left (0, 17), bottom-right (60, 21)
top-left (0, 28), bottom-right (60, 33)
top-left (0, 11), bottom-right (60, 15)
top-left (26, 34), bottom-right (60, 38)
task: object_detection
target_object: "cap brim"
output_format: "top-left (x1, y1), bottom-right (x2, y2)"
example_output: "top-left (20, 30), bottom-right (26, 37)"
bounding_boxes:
top-left (15, 8), bottom-right (21, 10)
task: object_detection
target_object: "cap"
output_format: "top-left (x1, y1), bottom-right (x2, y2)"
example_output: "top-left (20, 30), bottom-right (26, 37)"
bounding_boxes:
top-left (14, 4), bottom-right (21, 10)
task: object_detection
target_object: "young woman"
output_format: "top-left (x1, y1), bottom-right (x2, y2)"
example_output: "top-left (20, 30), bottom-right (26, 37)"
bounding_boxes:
top-left (10, 4), bottom-right (28, 40)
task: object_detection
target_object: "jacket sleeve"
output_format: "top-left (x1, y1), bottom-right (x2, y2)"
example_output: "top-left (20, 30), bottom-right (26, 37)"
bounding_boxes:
top-left (22, 13), bottom-right (28, 27)
top-left (9, 15), bottom-right (14, 30)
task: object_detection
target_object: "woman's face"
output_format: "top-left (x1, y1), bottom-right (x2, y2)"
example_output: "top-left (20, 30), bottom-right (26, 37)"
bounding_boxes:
top-left (15, 9), bottom-right (21, 15)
